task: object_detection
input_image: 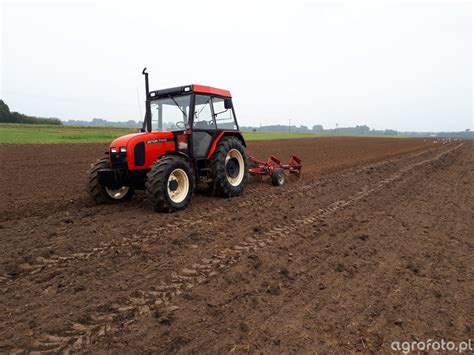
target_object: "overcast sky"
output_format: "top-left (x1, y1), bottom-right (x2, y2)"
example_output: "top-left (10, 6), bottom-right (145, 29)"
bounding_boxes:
top-left (1, 0), bottom-right (472, 131)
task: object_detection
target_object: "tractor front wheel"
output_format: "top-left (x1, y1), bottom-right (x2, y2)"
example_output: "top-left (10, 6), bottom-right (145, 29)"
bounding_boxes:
top-left (87, 156), bottom-right (134, 204)
top-left (145, 155), bottom-right (194, 212)
top-left (210, 136), bottom-right (249, 197)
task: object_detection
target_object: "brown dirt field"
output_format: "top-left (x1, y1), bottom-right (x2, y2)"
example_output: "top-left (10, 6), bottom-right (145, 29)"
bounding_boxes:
top-left (0, 137), bottom-right (472, 353)
top-left (1, 137), bottom-right (436, 222)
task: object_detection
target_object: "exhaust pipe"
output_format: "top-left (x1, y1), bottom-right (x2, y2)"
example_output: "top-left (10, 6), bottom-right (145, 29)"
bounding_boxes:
top-left (142, 67), bottom-right (151, 132)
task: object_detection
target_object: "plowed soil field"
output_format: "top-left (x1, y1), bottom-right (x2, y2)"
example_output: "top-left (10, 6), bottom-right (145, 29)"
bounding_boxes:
top-left (1, 137), bottom-right (472, 353)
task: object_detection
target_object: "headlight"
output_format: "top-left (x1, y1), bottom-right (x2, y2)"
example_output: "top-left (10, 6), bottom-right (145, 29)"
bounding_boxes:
top-left (110, 147), bottom-right (117, 153)
top-left (120, 146), bottom-right (127, 153)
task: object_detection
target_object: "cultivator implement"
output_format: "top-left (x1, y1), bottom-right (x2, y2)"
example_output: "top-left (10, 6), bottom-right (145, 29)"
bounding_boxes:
top-left (249, 155), bottom-right (302, 186)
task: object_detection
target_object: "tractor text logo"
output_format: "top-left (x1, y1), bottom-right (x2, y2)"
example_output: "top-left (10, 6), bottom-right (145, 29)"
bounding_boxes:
top-left (146, 138), bottom-right (169, 144)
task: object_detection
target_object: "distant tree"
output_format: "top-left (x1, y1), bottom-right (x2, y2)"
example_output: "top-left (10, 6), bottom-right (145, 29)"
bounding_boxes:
top-left (0, 100), bottom-right (11, 122)
top-left (91, 118), bottom-right (108, 126)
top-left (312, 124), bottom-right (324, 133)
top-left (384, 129), bottom-right (398, 136)
top-left (356, 125), bottom-right (370, 134)
top-left (0, 99), bottom-right (62, 125)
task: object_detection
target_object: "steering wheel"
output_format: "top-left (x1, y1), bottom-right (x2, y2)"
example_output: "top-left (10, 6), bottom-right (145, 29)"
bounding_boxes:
top-left (175, 121), bottom-right (185, 129)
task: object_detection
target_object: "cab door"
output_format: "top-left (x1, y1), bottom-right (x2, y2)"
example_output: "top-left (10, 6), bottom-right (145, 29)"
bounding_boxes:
top-left (191, 94), bottom-right (216, 158)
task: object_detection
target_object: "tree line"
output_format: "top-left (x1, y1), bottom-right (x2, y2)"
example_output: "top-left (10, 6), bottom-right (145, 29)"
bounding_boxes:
top-left (0, 100), bottom-right (62, 125)
top-left (240, 124), bottom-right (399, 136)
top-left (240, 123), bottom-right (473, 139)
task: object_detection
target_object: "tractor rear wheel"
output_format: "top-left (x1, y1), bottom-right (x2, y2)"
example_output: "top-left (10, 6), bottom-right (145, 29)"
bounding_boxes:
top-left (145, 155), bottom-right (194, 212)
top-left (210, 136), bottom-right (249, 197)
top-left (87, 156), bottom-right (134, 204)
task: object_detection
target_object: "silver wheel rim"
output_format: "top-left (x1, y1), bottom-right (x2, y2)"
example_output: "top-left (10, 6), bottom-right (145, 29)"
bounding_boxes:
top-left (225, 149), bottom-right (244, 187)
top-left (105, 186), bottom-right (130, 199)
top-left (167, 168), bottom-right (189, 203)
top-left (278, 173), bottom-right (284, 185)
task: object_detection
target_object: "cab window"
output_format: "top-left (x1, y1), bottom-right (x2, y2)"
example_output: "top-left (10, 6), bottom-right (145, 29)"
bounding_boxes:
top-left (193, 95), bottom-right (215, 129)
top-left (150, 94), bottom-right (191, 131)
top-left (212, 97), bottom-right (236, 130)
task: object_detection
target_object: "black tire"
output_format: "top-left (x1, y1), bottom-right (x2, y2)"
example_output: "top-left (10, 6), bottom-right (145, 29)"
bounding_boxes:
top-left (271, 169), bottom-right (285, 186)
top-left (210, 136), bottom-right (249, 197)
top-left (145, 155), bottom-right (194, 212)
top-left (87, 156), bottom-right (134, 204)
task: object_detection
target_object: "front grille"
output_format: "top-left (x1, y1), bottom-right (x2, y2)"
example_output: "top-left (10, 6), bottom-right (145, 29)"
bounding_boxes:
top-left (134, 142), bottom-right (145, 166)
top-left (110, 152), bottom-right (127, 169)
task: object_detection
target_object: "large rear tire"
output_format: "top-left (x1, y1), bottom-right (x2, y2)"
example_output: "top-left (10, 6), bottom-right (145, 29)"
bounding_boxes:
top-left (145, 155), bottom-right (194, 212)
top-left (87, 156), bottom-right (134, 204)
top-left (210, 136), bottom-right (249, 197)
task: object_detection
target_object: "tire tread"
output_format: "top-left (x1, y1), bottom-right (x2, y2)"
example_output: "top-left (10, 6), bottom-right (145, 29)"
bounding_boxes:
top-left (210, 136), bottom-right (249, 197)
top-left (145, 155), bottom-right (194, 212)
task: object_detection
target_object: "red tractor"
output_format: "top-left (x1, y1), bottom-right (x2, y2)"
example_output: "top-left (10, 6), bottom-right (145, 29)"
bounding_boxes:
top-left (87, 68), bottom-right (249, 212)
top-left (87, 69), bottom-right (302, 212)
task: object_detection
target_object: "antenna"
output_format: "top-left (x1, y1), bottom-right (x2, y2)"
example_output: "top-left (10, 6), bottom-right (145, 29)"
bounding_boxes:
top-left (142, 67), bottom-right (151, 132)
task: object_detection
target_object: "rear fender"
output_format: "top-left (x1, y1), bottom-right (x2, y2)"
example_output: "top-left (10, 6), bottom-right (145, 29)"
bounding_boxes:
top-left (206, 131), bottom-right (246, 159)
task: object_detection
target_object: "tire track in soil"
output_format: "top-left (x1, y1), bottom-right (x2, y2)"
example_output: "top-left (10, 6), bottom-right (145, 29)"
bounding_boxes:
top-left (22, 143), bottom-right (462, 353)
top-left (0, 144), bottom-right (439, 285)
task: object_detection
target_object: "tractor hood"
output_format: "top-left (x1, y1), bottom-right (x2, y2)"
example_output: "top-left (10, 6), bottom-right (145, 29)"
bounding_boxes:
top-left (109, 131), bottom-right (175, 151)
top-left (110, 132), bottom-right (145, 150)
top-left (109, 131), bottom-right (177, 170)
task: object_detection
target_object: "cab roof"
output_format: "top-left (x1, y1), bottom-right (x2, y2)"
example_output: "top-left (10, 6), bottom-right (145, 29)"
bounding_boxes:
top-left (149, 84), bottom-right (231, 99)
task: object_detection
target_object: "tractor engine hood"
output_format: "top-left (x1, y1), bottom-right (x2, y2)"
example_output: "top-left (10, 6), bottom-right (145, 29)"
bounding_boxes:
top-left (110, 132), bottom-right (146, 151)
top-left (109, 131), bottom-right (176, 170)
top-left (109, 131), bottom-right (175, 151)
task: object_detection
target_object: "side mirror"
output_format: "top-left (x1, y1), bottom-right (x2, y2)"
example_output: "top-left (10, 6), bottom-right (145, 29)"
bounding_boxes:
top-left (224, 98), bottom-right (233, 110)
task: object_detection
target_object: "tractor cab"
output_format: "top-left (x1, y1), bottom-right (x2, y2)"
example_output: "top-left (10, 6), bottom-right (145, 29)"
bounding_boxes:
top-left (143, 82), bottom-right (240, 161)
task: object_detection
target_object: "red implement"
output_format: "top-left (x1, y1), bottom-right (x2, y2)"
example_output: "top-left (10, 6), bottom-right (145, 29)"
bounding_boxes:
top-left (249, 155), bottom-right (302, 179)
